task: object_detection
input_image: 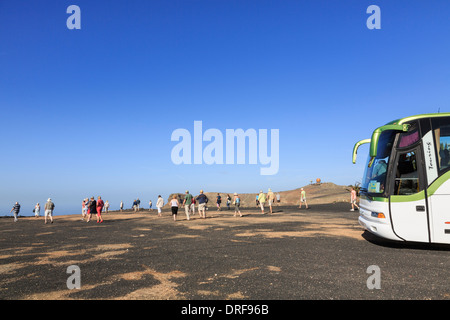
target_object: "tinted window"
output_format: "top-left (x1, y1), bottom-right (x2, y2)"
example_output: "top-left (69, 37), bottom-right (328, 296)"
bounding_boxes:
top-left (432, 117), bottom-right (450, 173)
top-left (394, 151), bottom-right (421, 195)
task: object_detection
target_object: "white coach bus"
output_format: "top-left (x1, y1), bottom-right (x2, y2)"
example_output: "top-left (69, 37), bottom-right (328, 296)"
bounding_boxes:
top-left (353, 113), bottom-right (450, 244)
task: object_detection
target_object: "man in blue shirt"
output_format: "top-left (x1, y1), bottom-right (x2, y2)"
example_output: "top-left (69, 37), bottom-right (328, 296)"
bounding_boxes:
top-left (196, 190), bottom-right (209, 219)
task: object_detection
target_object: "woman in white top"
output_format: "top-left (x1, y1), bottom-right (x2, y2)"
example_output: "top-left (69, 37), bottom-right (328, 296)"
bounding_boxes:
top-left (170, 195), bottom-right (179, 221)
top-left (34, 203), bottom-right (40, 217)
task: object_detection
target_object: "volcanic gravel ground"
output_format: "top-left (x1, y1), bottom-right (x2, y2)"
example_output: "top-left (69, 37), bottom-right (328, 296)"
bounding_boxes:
top-left (1, 203), bottom-right (450, 301)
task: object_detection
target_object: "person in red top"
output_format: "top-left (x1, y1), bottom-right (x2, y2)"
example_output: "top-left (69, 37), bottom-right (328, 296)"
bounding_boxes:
top-left (96, 196), bottom-right (104, 223)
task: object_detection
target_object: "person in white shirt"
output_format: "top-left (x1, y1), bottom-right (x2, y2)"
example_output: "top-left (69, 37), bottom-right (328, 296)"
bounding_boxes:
top-left (170, 195), bottom-right (179, 221)
top-left (34, 203), bottom-right (40, 217)
top-left (156, 195), bottom-right (164, 217)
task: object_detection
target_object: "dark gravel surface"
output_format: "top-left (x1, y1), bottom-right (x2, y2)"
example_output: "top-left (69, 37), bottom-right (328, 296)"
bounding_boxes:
top-left (1, 203), bottom-right (449, 302)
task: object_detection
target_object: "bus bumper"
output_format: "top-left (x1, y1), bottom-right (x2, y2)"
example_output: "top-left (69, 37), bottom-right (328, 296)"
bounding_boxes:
top-left (358, 211), bottom-right (402, 242)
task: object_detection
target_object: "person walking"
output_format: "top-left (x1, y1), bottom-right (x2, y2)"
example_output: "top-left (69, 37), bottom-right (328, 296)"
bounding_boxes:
top-left (267, 188), bottom-right (275, 214)
top-left (34, 203), bottom-right (40, 218)
top-left (226, 194), bottom-right (231, 210)
top-left (81, 198), bottom-right (88, 220)
top-left (87, 197), bottom-right (97, 222)
top-left (258, 190), bottom-right (266, 214)
top-left (170, 195), bottom-right (179, 221)
top-left (196, 190), bottom-right (209, 219)
top-left (10, 202), bottom-right (20, 222)
top-left (96, 196), bottom-right (104, 223)
top-left (149, 200), bottom-right (152, 211)
top-left (133, 199), bottom-right (137, 212)
top-left (190, 196), bottom-right (196, 216)
top-left (350, 187), bottom-right (360, 211)
top-left (183, 190), bottom-right (193, 221)
top-left (44, 198), bottom-right (54, 224)
top-left (299, 188), bottom-right (308, 209)
top-left (136, 198), bottom-right (141, 211)
top-left (216, 193), bottom-right (222, 211)
top-left (104, 200), bottom-right (109, 213)
top-left (233, 193), bottom-right (242, 217)
top-left (156, 195), bottom-right (164, 217)
top-left (120, 200), bottom-right (124, 212)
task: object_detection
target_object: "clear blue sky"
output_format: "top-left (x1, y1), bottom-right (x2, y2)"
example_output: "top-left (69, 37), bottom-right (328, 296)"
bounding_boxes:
top-left (1, 0), bottom-right (450, 215)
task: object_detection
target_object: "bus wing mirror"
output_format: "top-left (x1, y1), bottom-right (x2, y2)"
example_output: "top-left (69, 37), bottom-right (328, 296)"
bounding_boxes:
top-left (370, 124), bottom-right (410, 158)
top-left (352, 139), bottom-right (371, 164)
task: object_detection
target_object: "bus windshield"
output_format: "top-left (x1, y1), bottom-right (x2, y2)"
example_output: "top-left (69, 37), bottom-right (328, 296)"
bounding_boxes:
top-left (361, 130), bottom-right (397, 195)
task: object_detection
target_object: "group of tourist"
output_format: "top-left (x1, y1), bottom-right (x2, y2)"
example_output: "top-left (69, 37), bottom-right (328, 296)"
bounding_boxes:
top-left (81, 196), bottom-right (105, 223)
top-left (8, 187), bottom-right (361, 223)
top-left (11, 198), bottom-right (55, 224)
top-left (255, 188), bottom-right (280, 214)
top-left (167, 190), bottom-right (243, 221)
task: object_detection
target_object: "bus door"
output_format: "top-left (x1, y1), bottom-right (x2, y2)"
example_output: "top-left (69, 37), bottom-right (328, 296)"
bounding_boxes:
top-left (389, 147), bottom-right (430, 242)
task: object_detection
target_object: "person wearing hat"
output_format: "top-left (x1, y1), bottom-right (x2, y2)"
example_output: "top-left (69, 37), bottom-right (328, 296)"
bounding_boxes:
top-left (44, 198), bottom-right (55, 224)
top-left (183, 190), bottom-right (193, 221)
top-left (233, 193), bottom-right (242, 217)
top-left (267, 188), bottom-right (275, 214)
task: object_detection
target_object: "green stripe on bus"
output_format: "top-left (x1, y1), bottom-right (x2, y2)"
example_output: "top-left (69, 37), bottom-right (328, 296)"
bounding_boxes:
top-left (427, 170), bottom-right (450, 196)
top-left (390, 190), bottom-right (425, 203)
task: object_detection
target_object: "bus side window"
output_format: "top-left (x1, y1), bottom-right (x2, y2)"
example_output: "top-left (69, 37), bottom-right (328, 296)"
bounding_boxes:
top-left (394, 151), bottom-right (421, 195)
top-left (431, 119), bottom-right (450, 173)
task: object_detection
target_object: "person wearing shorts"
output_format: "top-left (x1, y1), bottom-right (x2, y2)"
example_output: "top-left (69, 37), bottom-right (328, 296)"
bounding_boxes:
top-left (156, 195), bottom-right (164, 217)
top-left (44, 198), bottom-right (54, 224)
top-left (267, 188), bottom-right (275, 214)
top-left (216, 193), bottom-right (222, 211)
top-left (299, 188), bottom-right (308, 209)
top-left (196, 190), bottom-right (208, 219)
top-left (350, 187), bottom-right (360, 211)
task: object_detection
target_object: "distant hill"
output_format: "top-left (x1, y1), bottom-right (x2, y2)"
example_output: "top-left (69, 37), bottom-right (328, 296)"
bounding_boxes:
top-left (163, 182), bottom-right (352, 208)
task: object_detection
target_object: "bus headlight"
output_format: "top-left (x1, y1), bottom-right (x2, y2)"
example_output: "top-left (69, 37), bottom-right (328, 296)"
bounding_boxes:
top-left (371, 212), bottom-right (386, 219)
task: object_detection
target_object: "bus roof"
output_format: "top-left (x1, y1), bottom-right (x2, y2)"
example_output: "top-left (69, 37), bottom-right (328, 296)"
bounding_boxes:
top-left (353, 112), bottom-right (450, 165)
top-left (385, 113), bottom-right (450, 126)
